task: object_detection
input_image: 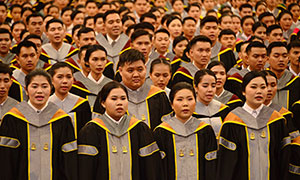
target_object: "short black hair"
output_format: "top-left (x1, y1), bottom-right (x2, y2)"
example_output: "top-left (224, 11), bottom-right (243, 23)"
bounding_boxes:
top-left (255, 1), bottom-right (266, 11)
top-left (0, 28), bottom-right (13, 40)
top-left (0, 62), bottom-right (12, 77)
top-left (84, 45), bottom-right (107, 63)
top-left (45, 19), bottom-right (64, 31)
top-left (21, 7), bottom-right (34, 18)
top-left (48, 62), bottom-right (74, 77)
top-left (241, 16), bottom-right (255, 26)
top-left (15, 40), bottom-right (37, 56)
top-left (84, 16), bottom-right (94, 26)
top-left (258, 12), bottom-right (275, 22)
top-left (0, 2), bottom-right (7, 10)
top-left (11, 21), bottom-right (26, 32)
top-left (169, 82), bottom-right (196, 104)
top-left (140, 12), bottom-right (157, 22)
top-left (23, 34), bottom-right (43, 43)
top-left (183, 17), bottom-right (196, 25)
top-left (267, 41), bottom-right (287, 56)
top-left (200, 16), bottom-right (218, 29)
top-left (218, 29), bottom-right (236, 40)
top-left (26, 13), bottom-right (43, 25)
top-left (287, 40), bottom-right (300, 52)
top-left (245, 41), bottom-right (266, 55)
top-left (154, 28), bottom-right (170, 37)
top-left (166, 16), bottom-right (182, 27)
top-left (72, 24), bottom-right (84, 36)
top-left (173, 35), bottom-right (188, 50)
top-left (252, 22), bottom-right (267, 33)
top-left (239, 3), bottom-right (252, 12)
top-left (94, 13), bottom-right (104, 23)
top-left (189, 35), bottom-right (212, 48)
top-left (71, 10), bottom-right (84, 21)
top-left (10, 4), bottom-right (22, 12)
top-left (171, 0), bottom-right (183, 6)
top-left (219, 14), bottom-right (231, 24)
top-left (161, 14), bottom-right (172, 25)
top-left (122, 15), bottom-right (135, 24)
top-left (78, 45), bottom-right (92, 60)
top-left (118, 49), bottom-right (145, 67)
top-left (47, 4), bottom-right (59, 14)
top-left (86, 0), bottom-right (97, 6)
top-left (242, 71), bottom-right (267, 92)
top-left (103, 10), bottom-right (119, 22)
top-left (187, 3), bottom-right (201, 12)
top-left (61, 7), bottom-right (73, 16)
top-left (194, 69), bottom-right (216, 87)
top-left (134, 22), bottom-right (155, 32)
top-left (150, 57), bottom-right (171, 74)
top-left (25, 69), bottom-right (52, 89)
top-left (130, 29), bottom-right (152, 42)
top-left (77, 27), bottom-right (95, 39)
top-left (266, 24), bottom-right (282, 36)
top-left (207, 61), bottom-right (227, 72)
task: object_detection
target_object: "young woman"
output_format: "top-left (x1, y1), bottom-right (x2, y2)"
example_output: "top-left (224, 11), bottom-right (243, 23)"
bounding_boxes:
top-left (277, 11), bottom-right (293, 41)
top-left (48, 62), bottom-right (91, 138)
top-left (78, 81), bottom-right (161, 179)
top-left (217, 71), bottom-right (290, 180)
top-left (219, 14), bottom-right (233, 30)
top-left (172, 35), bottom-right (188, 59)
top-left (240, 16), bottom-right (255, 41)
top-left (0, 69), bottom-right (77, 179)
top-left (255, 1), bottom-right (267, 20)
top-left (166, 16), bottom-right (183, 52)
top-left (154, 82), bottom-right (217, 180)
top-left (193, 69), bottom-right (231, 136)
top-left (252, 22), bottom-right (267, 41)
top-left (207, 61), bottom-right (243, 110)
top-left (150, 58), bottom-right (172, 96)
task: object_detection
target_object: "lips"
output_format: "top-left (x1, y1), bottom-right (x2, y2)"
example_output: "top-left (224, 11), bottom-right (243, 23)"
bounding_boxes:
top-left (182, 109), bottom-right (190, 113)
top-left (255, 96), bottom-right (263, 101)
top-left (116, 107), bottom-right (124, 112)
top-left (96, 68), bottom-right (103, 72)
top-left (0, 90), bottom-right (6, 94)
top-left (60, 86), bottom-right (69, 90)
top-left (132, 79), bottom-right (140, 83)
top-left (35, 95), bottom-right (44, 101)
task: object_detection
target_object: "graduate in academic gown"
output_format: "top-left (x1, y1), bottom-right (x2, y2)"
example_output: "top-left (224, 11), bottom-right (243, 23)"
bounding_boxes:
top-left (193, 69), bottom-right (231, 136)
top-left (154, 82), bottom-right (217, 180)
top-left (291, 100), bottom-right (300, 131)
top-left (0, 69), bottom-right (78, 180)
top-left (70, 45), bottom-right (112, 108)
top-left (78, 81), bottom-right (162, 180)
top-left (48, 62), bottom-right (91, 138)
top-left (217, 71), bottom-right (290, 180)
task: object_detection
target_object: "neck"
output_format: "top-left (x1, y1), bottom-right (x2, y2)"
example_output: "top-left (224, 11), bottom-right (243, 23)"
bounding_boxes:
top-left (91, 72), bottom-right (102, 81)
top-left (185, 34), bottom-right (194, 41)
top-left (193, 61), bottom-right (206, 70)
top-left (291, 64), bottom-right (300, 74)
top-left (83, 70), bottom-right (89, 77)
top-left (51, 42), bottom-right (63, 51)
top-left (264, 99), bottom-right (271, 106)
top-left (215, 87), bottom-right (223, 96)
top-left (0, 51), bottom-right (8, 58)
top-left (176, 115), bottom-right (190, 124)
top-left (268, 5), bottom-right (275, 11)
top-left (55, 91), bottom-right (68, 101)
top-left (212, 40), bottom-right (217, 47)
top-left (21, 68), bottom-right (31, 75)
top-left (31, 101), bottom-right (46, 110)
top-left (108, 34), bottom-right (118, 40)
top-left (197, 97), bottom-right (209, 106)
top-left (246, 101), bottom-right (261, 110)
top-left (294, 18), bottom-right (298, 23)
top-left (0, 95), bottom-right (8, 104)
top-left (157, 49), bottom-right (166, 56)
top-left (270, 68), bottom-right (285, 79)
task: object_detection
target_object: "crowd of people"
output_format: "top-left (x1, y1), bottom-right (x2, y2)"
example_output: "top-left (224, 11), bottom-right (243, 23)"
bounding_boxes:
top-left (0, 0), bottom-right (299, 179)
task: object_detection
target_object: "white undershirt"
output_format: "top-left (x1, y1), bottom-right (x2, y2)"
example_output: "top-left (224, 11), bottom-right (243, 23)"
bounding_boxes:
top-left (28, 100), bottom-right (49, 114)
top-left (105, 112), bottom-right (124, 125)
top-left (242, 103), bottom-right (264, 118)
top-left (88, 73), bottom-right (104, 84)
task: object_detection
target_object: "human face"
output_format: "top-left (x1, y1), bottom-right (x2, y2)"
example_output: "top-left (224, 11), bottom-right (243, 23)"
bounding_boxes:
top-left (195, 74), bottom-right (216, 105)
top-left (95, 18), bottom-right (106, 34)
top-left (124, 2), bottom-right (134, 12)
top-left (254, 26), bottom-right (267, 40)
top-left (188, 6), bottom-right (201, 21)
top-left (119, 60), bottom-right (146, 90)
top-left (134, 0), bottom-right (149, 16)
top-left (266, 0), bottom-right (277, 8)
top-left (150, 63), bottom-right (171, 90)
top-left (26, 75), bottom-right (51, 110)
top-left (22, 10), bottom-right (32, 24)
top-left (256, 4), bottom-right (266, 17)
top-left (152, 10), bottom-right (162, 27)
top-left (153, 32), bottom-right (169, 54)
top-left (78, 49), bottom-right (91, 75)
top-left (173, 40), bottom-right (188, 58)
top-left (291, 5), bottom-right (300, 22)
top-left (86, 2), bottom-right (98, 16)
top-left (240, 7), bottom-right (252, 18)
top-left (85, 18), bottom-right (95, 29)
top-left (61, 10), bottom-right (72, 27)
top-left (104, 13), bottom-right (122, 39)
top-left (200, 22), bottom-right (219, 43)
top-left (246, 47), bottom-right (267, 71)
top-left (261, 16), bottom-right (275, 27)
top-left (235, 0), bottom-right (247, 7)
top-left (131, 35), bottom-right (152, 59)
top-left (232, 16), bottom-right (241, 34)
top-left (268, 28), bottom-right (283, 43)
top-left (48, 7), bottom-right (60, 19)
top-left (220, 16), bottom-right (232, 30)
top-left (243, 77), bottom-right (267, 109)
top-left (0, 6), bottom-right (7, 23)
top-left (242, 18), bottom-right (254, 36)
top-left (11, 7), bottom-right (21, 22)
top-left (0, 33), bottom-right (11, 55)
top-left (203, 0), bottom-right (215, 11)
top-left (46, 22), bottom-right (66, 44)
top-left (55, 0), bottom-right (69, 9)
top-left (73, 13), bottom-right (84, 26)
top-left (172, 89), bottom-right (196, 122)
top-left (102, 88), bottom-right (128, 121)
top-left (265, 75), bottom-right (277, 103)
top-left (268, 46), bottom-right (288, 72)
top-left (183, 19), bottom-right (196, 39)
top-left (238, 43), bottom-right (249, 66)
top-left (16, 47), bottom-right (38, 74)
top-left (289, 47), bottom-right (300, 69)
top-left (79, 32), bottom-right (96, 47)
top-left (27, 38), bottom-right (42, 57)
top-left (88, 50), bottom-right (107, 76)
top-left (190, 41), bottom-right (211, 68)
top-left (172, 0), bottom-right (184, 13)
top-left (279, 14), bottom-right (293, 31)
top-left (123, 19), bottom-right (135, 34)
top-left (0, 73), bottom-right (12, 99)
top-left (168, 19), bottom-right (182, 39)
top-left (27, 16), bottom-right (43, 36)
top-left (219, 34), bottom-right (236, 49)
top-left (154, 0), bottom-right (165, 7)
top-left (52, 67), bottom-right (74, 96)
top-left (211, 65), bottom-right (226, 90)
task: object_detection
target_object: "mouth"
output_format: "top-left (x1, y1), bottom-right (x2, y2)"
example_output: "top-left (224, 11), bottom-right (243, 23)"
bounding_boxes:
top-left (35, 95), bottom-right (44, 101)
top-left (60, 86), bottom-right (69, 90)
top-left (96, 68), bottom-right (103, 71)
top-left (116, 107), bottom-right (124, 112)
top-left (132, 79), bottom-right (140, 83)
top-left (182, 109), bottom-right (190, 114)
top-left (255, 96), bottom-right (263, 101)
top-left (0, 90), bottom-right (6, 94)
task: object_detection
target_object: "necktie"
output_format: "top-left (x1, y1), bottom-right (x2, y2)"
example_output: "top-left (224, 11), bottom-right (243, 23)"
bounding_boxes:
top-left (252, 110), bottom-right (257, 118)
top-left (111, 40), bottom-right (116, 47)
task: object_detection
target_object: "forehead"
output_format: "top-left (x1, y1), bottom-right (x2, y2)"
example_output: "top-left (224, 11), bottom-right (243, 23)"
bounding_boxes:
top-left (0, 33), bottom-right (10, 38)
top-left (19, 46), bottom-right (36, 54)
top-left (155, 32), bottom-right (169, 37)
top-left (184, 19), bottom-right (196, 24)
top-left (270, 28), bottom-right (282, 34)
top-left (193, 41), bottom-right (211, 48)
top-left (248, 77), bottom-right (265, 84)
top-left (134, 35), bottom-right (151, 42)
top-left (48, 22), bottom-right (63, 28)
top-left (135, 0), bottom-right (148, 3)
top-left (29, 75), bottom-right (49, 83)
top-left (249, 47), bottom-right (266, 54)
top-left (123, 60), bottom-right (145, 68)
top-left (54, 66), bottom-right (72, 74)
top-left (199, 74), bottom-right (216, 82)
top-left (106, 13), bottom-right (120, 20)
top-left (29, 16), bottom-right (43, 22)
top-left (270, 46), bottom-right (287, 54)
top-left (28, 38), bottom-right (42, 44)
top-left (221, 34), bottom-right (236, 39)
top-left (90, 50), bottom-right (106, 57)
top-left (0, 73), bottom-right (10, 78)
top-left (203, 22), bottom-right (218, 27)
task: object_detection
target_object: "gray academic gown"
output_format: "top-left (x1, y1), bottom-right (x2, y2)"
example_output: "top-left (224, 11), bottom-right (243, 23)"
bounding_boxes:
top-left (12, 69), bottom-right (28, 101)
top-left (0, 96), bottom-right (18, 118)
top-left (0, 52), bottom-right (15, 64)
top-left (42, 42), bottom-right (74, 64)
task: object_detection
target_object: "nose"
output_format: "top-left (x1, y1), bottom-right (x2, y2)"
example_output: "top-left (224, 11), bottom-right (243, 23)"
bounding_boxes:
top-left (0, 81), bottom-right (5, 88)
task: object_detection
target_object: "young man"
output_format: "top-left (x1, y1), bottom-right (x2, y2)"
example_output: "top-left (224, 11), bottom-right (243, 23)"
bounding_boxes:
top-left (182, 17), bottom-right (197, 41)
top-left (152, 28), bottom-right (175, 60)
top-left (0, 2), bottom-right (8, 24)
top-left (288, 40), bottom-right (300, 77)
top-left (227, 41), bottom-right (250, 76)
top-left (133, 0), bottom-right (150, 22)
top-left (85, 0), bottom-right (98, 17)
top-left (26, 13), bottom-right (44, 39)
top-left (239, 3), bottom-right (253, 18)
top-left (118, 49), bottom-right (172, 130)
top-left (172, 35), bottom-right (212, 86)
top-left (10, 4), bottom-right (22, 24)
top-left (267, 42), bottom-right (300, 109)
top-left (266, 24), bottom-right (284, 45)
top-left (0, 63), bottom-right (18, 118)
top-left (187, 3), bottom-right (201, 35)
top-left (259, 12), bottom-right (276, 27)
top-left (96, 10), bottom-right (130, 70)
top-left (42, 19), bottom-right (78, 64)
top-left (0, 28), bottom-right (14, 64)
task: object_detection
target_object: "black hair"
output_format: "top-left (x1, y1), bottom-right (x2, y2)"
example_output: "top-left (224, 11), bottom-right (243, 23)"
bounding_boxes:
top-left (134, 22), bottom-right (155, 32)
top-left (189, 35), bottom-right (212, 48)
top-left (161, 14), bottom-right (172, 25)
top-left (122, 15), bottom-right (135, 24)
top-left (219, 14), bottom-right (231, 24)
top-left (71, 10), bottom-right (84, 21)
top-left (194, 69), bottom-right (217, 87)
top-left (21, 7), bottom-right (34, 18)
top-left (93, 81), bottom-right (128, 114)
top-left (48, 62), bottom-right (74, 77)
top-left (255, 1), bottom-right (266, 11)
top-left (169, 82), bottom-right (196, 104)
top-left (266, 24), bottom-right (282, 36)
top-left (200, 16), bottom-right (218, 29)
top-left (15, 40), bottom-right (37, 56)
top-left (258, 12), bottom-right (275, 22)
top-left (166, 16), bottom-right (182, 27)
top-left (242, 71), bottom-right (267, 92)
top-left (267, 41), bottom-right (287, 56)
top-left (45, 19), bottom-right (64, 31)
top-left (187, 3), bottom-right (201, 12)
top-left (206, 10), bottom-right (218, 17)
top-left (47, 4), bottom-right (59, 14)
top-left (77, 27), bottom-right (95, 39)
top-left (84, 16), bottom-right (94, 26)
top-left (23, 34), bottom-right (43, 43)
top-left (0, 28), bottom-right (13, 40)
top-left (61, 7), bottom-right (73, 16)
top-left (140, 12), bottom-right (157, 22)
top-left (19, 29), bottom-right (28, 40)
top-left (118, 49), bottom-right (145, 67)
top-left (0, 2), bottom-right (7, 10)
top-left (103, 10), bottom-right (119, 22)
top-left (25, 69), bottom-right (52, 89)
top-left (126, 24), bottom-right (135, 36)
top-left (245, 41), bottom-right (266, 55)
top-left (171, 0), bottom-right (184, 6)
top-left (261, 70), bottom-right (277, 82)
top-left (173, 35), bottom-right (188, 50)
top-left (287, 40), bottom-right (300, 52)
top-left (84, 44), bottom-right (107, 63)
top-left (277, 10), bottom-right (293, 23)
top-left (99, 2), bottom-right (110, 9)
top-left (252, 22), bottom-right (267, 33)
top-left (288, 3), bottom-right (300, 12)
top-left (183, 17), bottom-right (197, 25)
top-left (154, 28), bottom-right (170, 37)
top-left (10, 4), bottom-right (22, 11)
top-left (94, 13), bottom-right (104, 23)
top-left (26, 13), bottom-right (43, 25)
top-left (11, 21), bottom-right (26, 32)
top-left (72, 24), bottom-right (84, 36)
top-left (150, 57), bottom-right (171, 74)
top-left (86, 0), bottom-right (97, 6)
top-left (239, 3), bottom-right (252, 12)
top-left (78, 45), bottom-right (92, 60)
top-left (218, 29), bottom-right (236, 39)
top-left (207, 61), bottom-right (227, 72)
top-left (248, 35), bottom-right (264, 43)
top-left (241, 15), bottom-right (255, 27)
top-left (0, 62), bottom-right (12, 77)
top-left (130, 29), bottom-right (152, 42)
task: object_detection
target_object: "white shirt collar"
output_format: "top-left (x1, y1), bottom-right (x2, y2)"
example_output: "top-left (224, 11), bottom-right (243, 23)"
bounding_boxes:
top-left (105, 112), bottom-right (124, 125)
top-left (28, 100), bottom-right (49, 113)
top-left (107, 34), bottom-right (121, 45)
top-left (266, 100), bottom-right (273, 107)
top-left (289, 65), bottom-right (300, 76)
top-left (215, 89), bottom-right (225, 98)
top-left (88, 73), bottom-right (104, 84)
top-left (242, 103), bottom-right (264, 118)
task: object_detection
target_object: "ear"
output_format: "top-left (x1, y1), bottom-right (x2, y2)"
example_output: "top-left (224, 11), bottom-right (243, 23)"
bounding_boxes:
top-left (16, 55), bottom-right (20, 64)
top-left (101, 101), bottom-right (106, 109)
top-left (119, 66), bottom-right (123, 76)
top-left (242, 91), bottom-right (245, 96)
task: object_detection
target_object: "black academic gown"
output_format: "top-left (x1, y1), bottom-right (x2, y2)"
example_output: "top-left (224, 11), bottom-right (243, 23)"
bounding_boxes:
top-left (289, 137), bottom-right (300, 179)
top-left (216, 106), bottom-right (290, 180)
top-left (78, 114), bottom-right (162, 180)
top-left (0, 102), bottom-right (78, 180)
top-left (171, 62), bottom-right (199, 87)
top-left (291, 100), bottom-right (300, 131)
top-left (154, 115), bottom-right (217, 180)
